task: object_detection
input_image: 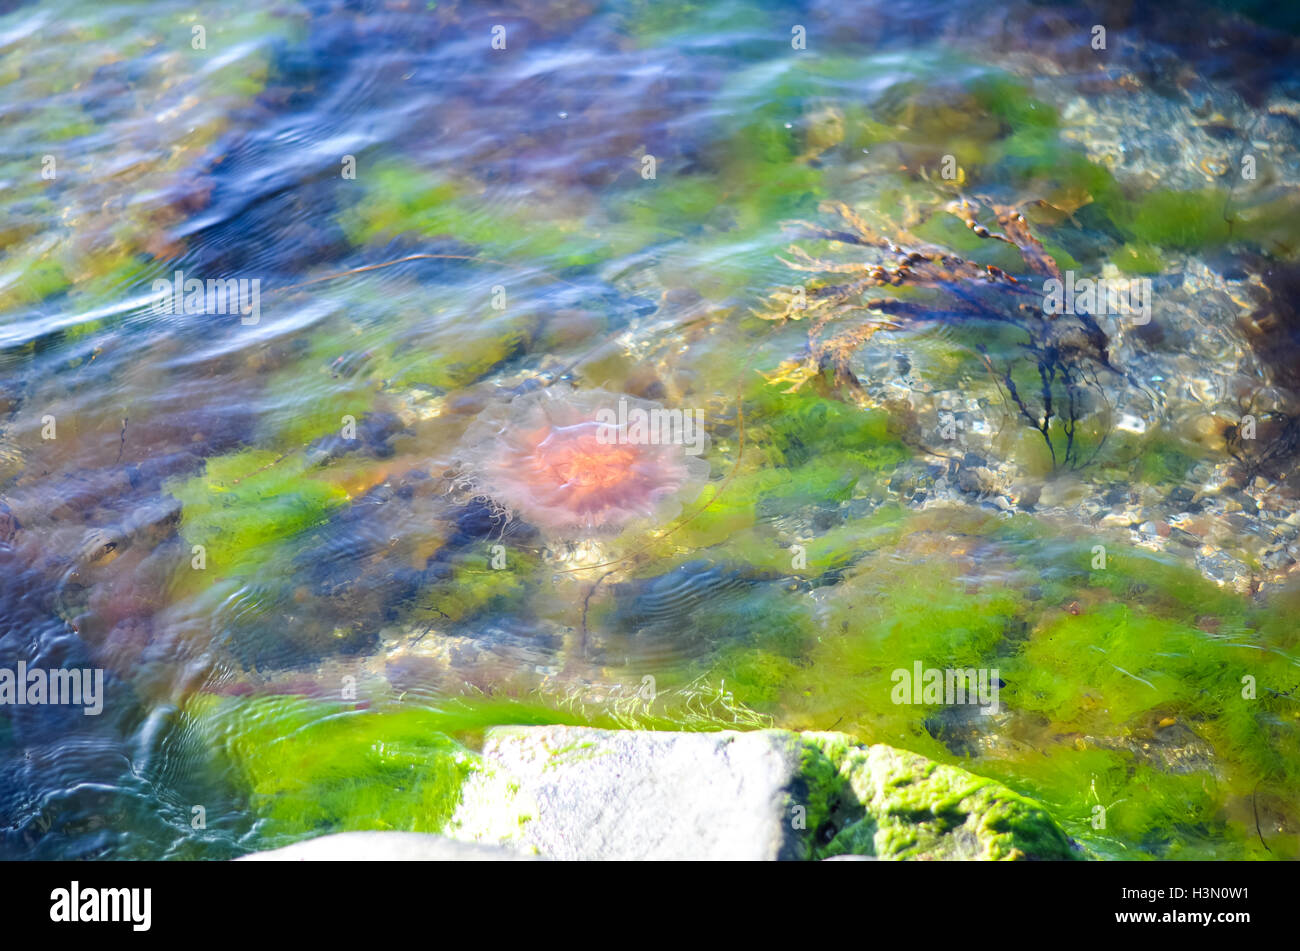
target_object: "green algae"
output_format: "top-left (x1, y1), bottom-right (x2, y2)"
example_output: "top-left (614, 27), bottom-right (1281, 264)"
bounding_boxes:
top-left (413, 549), bottom-right (539, 625)
top-left (685, 586), bottom-right (814, 706)
top-left (337, 159), bottom-right (609, 269)
top-left (749, 385), bottom-right (909, 472)
top-left (1096, 427), bottom-right (1210, 488)
top-left (251, 313), bottom-right (389, 447)
top-left (605, 62), bottom-right (834, 294)
top-left (921, 211), bottom-right (1031, 270)
top-left (969, 75), bottom-right (1059, 135)
top-left (1005, 603), bottom-right (1225, 725)
top-left (66, 252), bottom-right (156, 310)
top-left (397, 309), bottom-right (538, 390)
top-left (713, 647), bottom-right (804, 708)
top-left (998, 548), bottom-right (1300, 856)
top-left (973, 545), bottom-right (1281, 853)
top-left (1, 240), bottom-right (158, 317)
top-left (769, 555), bottom-right (1022, 761)
top-left (618, 0), bottom-right (773, 47)
top-left (1081, 546), bottom-right (1244, 620)
top-left (667, 495), bottom-right (908, 580)
top-left (794, 503), bottom-right (910, 573)
top-left (1000, 129), bottom-right (1125, 207)
top-left (1120, 188), bottom-right (1235, 251)
top-left (164, 449), bottom-right (349, 577)
top-left (667, 478), bottom-right (764, 551)
top-left (618, 174), bottom-right (726, 236)
top-left (174, 7), bottom-right (304, 100)
top-left (30, 104), bottom-right (96, 143)
top-left (661, 494), bottom-right (1299, 859)
top-left (1114, 242), bottom-right (1166, 275)
top-left (668, 386), bottom-right (908, 554)
top-left (1101, 186), bottom-right (1297, 256)
top-left (0, 249), bottom-right (69, 310)
top-left (259, 373), bottom-right (381, 450)
top-left (803, 734), bottom-right (1079, 860)
top-left (336, 161), bottom-right (465, 246)
top-left (188, 695), bottom-right (478, 844)
top-left (611, 164), bottom-right (822, 297)
top-left (1233, 190), bottom-right (1300, 257)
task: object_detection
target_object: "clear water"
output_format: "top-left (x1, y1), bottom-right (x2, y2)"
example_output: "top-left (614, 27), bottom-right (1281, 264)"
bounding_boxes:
top-left (1, 0), bottom-right (1299, 859)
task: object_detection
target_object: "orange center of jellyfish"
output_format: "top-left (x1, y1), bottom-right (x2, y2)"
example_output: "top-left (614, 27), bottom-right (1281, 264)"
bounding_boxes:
top-left (533, 423), bottom-right (642, 505)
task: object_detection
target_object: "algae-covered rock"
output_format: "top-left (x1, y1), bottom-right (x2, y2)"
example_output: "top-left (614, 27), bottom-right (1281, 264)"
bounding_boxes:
top-left (447, 725), bottom-right (1079, 860)
top-left (804, 733), bottom-right (1080, 861)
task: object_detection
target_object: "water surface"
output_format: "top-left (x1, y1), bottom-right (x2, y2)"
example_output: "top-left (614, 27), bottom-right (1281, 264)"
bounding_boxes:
top-left (2, 0), bottom-right (1299, 859)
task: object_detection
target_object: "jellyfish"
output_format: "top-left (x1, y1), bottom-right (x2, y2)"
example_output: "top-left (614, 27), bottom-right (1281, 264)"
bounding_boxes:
top-left (450, 385), bottom-right (711, 538)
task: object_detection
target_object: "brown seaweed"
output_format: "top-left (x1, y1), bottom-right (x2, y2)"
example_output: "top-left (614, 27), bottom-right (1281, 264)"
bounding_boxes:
top-left (758, 196), bottom-right (1119, 469)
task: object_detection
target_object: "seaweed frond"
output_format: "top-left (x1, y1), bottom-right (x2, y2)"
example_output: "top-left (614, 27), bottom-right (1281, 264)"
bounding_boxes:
top-left (759, 196), bottom-right (1116, 469)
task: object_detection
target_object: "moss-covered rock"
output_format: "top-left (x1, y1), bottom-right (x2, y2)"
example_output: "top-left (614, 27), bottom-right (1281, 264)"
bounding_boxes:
top-left (805, 733), bottom-right (1080, 860)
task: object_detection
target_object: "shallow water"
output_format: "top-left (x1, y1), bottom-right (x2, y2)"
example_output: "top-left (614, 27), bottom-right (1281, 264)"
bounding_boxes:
top-left (2, 0), bottom-right (1299, 859)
